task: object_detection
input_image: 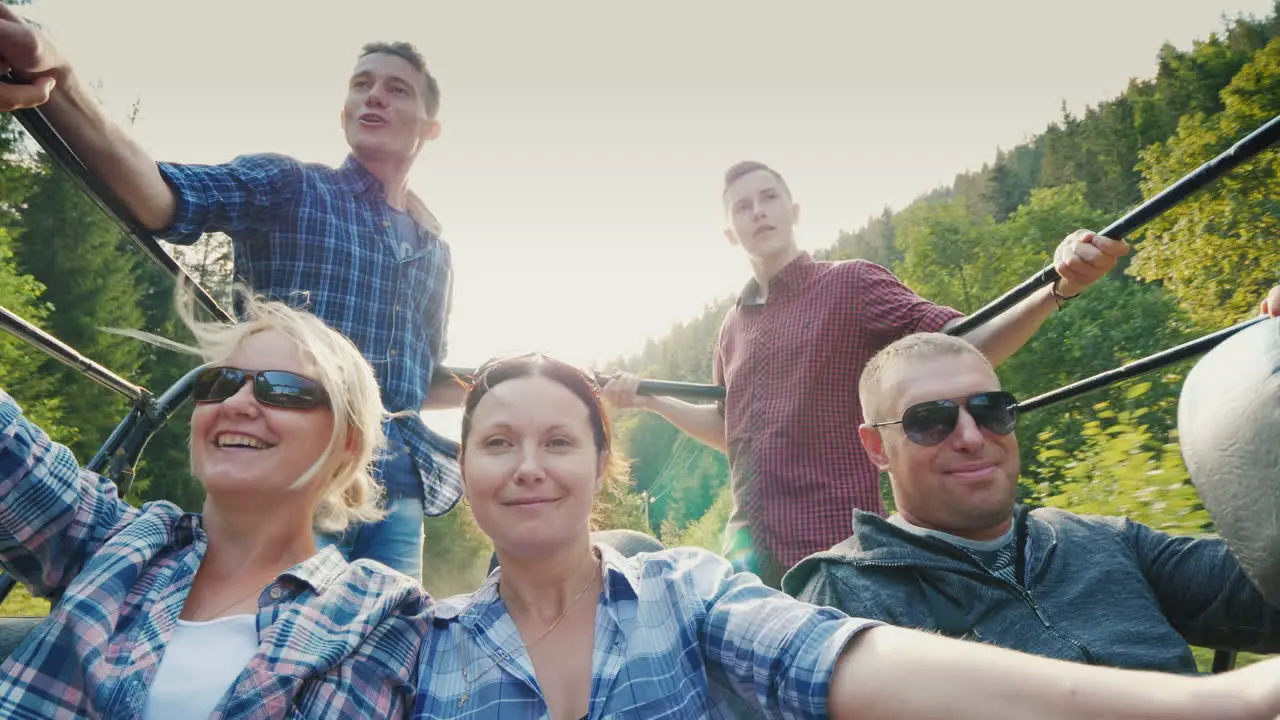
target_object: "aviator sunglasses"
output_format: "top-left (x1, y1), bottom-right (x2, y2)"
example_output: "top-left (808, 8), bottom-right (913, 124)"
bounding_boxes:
top-left (868, 391), bottom-right (1019, 446)
top-left (192, 366), bottom-right (330, 410)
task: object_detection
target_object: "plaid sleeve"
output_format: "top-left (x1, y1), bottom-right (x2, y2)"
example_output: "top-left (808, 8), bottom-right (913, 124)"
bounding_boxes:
top-left (155, 153), bottom-right (305, 245)
top-left (851, 261), bottom-right (964, 346)
top-left (0, 390), bottom-right (138, 598)
top-left (713, 316), bottom-right (729, 416)
top-left (432, 246), bottom-right (454, 366)
top-left (683, 547), bottom-right (878, 719)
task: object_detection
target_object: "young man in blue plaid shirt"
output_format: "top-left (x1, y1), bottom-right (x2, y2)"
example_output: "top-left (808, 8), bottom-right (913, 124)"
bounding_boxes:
top-left (0, 15), bottom-right (463, 582)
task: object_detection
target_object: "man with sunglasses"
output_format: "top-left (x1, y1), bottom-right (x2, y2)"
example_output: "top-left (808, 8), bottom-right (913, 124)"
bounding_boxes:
top-left (781, 327), bottom-right (1280, 672)
top-left (605, 160), bottom-right (1128, 589)
top-left (0, 8), bottom-right (463, 582)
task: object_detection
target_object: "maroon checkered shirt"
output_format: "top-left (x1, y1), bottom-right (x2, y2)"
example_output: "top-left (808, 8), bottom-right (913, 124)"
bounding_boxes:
top-left (714, 253), bottom-right (963, 587)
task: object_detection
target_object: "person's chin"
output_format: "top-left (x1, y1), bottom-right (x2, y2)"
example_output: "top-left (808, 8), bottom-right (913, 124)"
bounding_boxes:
top-left (348, 135), bottom-right (409, 160)
top-left (749, 237), bottom-right (793, 261)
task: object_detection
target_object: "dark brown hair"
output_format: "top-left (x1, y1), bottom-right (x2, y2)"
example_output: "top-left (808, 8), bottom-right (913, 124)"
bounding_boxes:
top-left (359, 41), bottom-right (442, 119)
top-left (722, 160), bottom-right (792, 201)
top-left (459, 353), bottom-right (613, 463)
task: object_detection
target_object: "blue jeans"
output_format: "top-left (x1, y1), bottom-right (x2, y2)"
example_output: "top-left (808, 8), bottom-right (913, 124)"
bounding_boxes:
top-left (316, 422), bottom-right (425, 582)
top-left (317, 496), bottom-right (424, 582)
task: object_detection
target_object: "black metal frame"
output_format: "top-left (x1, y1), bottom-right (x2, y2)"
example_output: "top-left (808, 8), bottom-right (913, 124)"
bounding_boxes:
top-left (1015, 315), bottom-right (1274, 413)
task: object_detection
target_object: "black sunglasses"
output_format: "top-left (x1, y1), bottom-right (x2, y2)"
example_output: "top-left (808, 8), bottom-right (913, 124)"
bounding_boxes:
top-left (192, 366), bottom-right (330, 410)
top-left (868, 391), bottom-right (1018, 446)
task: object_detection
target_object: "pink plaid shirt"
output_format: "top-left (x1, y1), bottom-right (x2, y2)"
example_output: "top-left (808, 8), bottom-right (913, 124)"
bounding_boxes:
top-left (715, 254), bottom-right (963, 587)
top-left (0, 390), bottom-right (433, 719)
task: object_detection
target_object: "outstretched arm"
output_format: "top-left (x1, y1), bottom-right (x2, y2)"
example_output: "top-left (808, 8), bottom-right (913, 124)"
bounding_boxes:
top-left (0, 390), bottom-right (138, 598)
top-left (829, 623), bottom-right (1273, 720)
top-left (0, 5), bottom-right (177, 229)
top-left (602, 374), bottom-right (727, 453)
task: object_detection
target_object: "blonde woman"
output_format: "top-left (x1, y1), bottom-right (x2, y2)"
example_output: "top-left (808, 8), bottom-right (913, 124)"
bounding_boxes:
top-left (0, 294), bottom-right (431, 718)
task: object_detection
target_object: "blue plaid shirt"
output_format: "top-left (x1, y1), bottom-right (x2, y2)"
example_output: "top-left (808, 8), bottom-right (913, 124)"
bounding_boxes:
top-left (0, 390), bottom-right (434, 719)
top-left (156, 153), bottom-right (460, 515)
top-left (414, 544), bottom-right (875, 719)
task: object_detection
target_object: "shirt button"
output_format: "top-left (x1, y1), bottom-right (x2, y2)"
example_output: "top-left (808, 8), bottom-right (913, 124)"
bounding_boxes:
top-left (382, 220), bottom-right (391, 228)
top-left (269, 588), bottom-right (283, 600)
top-left (394, 304), bottom-right (401, 312)
top-left (390, 349), bottom-right (399, 357)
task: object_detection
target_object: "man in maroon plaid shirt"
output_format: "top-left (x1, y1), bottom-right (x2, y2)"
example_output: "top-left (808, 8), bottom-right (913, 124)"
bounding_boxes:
top-left (605, 161), bottom-right (1128, 588)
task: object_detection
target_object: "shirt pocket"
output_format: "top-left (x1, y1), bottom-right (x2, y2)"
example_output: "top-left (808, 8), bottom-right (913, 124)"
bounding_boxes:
top-left (396, 238), bottom-right (451, 358)
top-left (600, 644), bottom-right (713, 719)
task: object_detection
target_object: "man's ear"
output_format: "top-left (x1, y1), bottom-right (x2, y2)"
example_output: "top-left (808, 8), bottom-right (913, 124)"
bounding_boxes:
top-left (723, 224), bottom-right (739, 247)
top-left (858, 424), bottom-right (891, 471)
top-left (422, 118), bottom-right (442, 142)
top-left (791, 201), bottom-right (801, 226)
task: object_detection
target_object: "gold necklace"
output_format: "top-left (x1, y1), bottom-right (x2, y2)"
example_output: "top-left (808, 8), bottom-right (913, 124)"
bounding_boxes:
top-left (185, 579), bottom-right (270, 621)
top-left (457, 550), bottom-right (601, 708)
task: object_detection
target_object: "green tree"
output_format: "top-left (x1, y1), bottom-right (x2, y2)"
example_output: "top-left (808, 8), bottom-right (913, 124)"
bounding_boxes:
top-left (0, 112), bottom-right (68, 436)
top-left (421, 502), bottom-right (494, 598)
top-left (984, 142), bottom-right (1044, 221)
top-left (13, 165), bottom-right (148, 460)
top-left (819, 208), bottom-right (901, 267)
top-left (1129, 37), bottom-right (1280, 329)
top-left (664, 484), bottom-right (733, 551)
top-left (125, 254), bottom-right (207, 510)
top-left (0, 227), bottom-right (68, 437)
top-left (1028, 380), bottom-right (1210, 535)
top-left (892, 197), bottom-right (1005, 314)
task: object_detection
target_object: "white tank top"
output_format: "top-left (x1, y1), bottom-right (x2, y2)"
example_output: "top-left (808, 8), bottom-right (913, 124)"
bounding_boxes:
top-left (141, 614), bottom-right (259, 719)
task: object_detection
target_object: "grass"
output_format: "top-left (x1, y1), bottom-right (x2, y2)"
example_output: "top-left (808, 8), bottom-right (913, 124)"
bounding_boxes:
top-left (0, 578), bottom-right (50, 617)
top-left (1193, 646), bottom-right (1265, 672)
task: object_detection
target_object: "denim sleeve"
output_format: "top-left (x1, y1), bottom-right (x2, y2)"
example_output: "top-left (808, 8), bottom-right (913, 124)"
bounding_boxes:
top-left (792, 564), bottom-right (847, 609)
top-left (1123, 517), bottom-right (1280, 652)
top-left (687, 548), bottom-right (879, 720)
top-left (155, 153), bottom-right (305, 245)
top-left (0, 390), bottom-right (138, 598)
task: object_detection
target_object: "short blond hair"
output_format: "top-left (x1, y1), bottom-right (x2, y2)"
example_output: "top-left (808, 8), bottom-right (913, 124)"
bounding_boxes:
top-left (121, 285), bottom-right (388, 533)
top-left (859, 333), bottom-right (992, 422)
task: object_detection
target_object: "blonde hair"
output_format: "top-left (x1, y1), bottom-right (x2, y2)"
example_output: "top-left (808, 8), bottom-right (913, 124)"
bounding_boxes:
top-left (114, 284), bottom-right (388, 533)
top-left (859, 333), bottom-right (993, 422)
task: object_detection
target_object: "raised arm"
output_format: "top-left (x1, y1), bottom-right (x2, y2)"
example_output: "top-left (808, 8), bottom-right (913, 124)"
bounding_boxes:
top-left (951, 230), bottom-right (1129, 365)
top-left (0, 390), bottom-right (138, 598)
top-left (0, 5), bottom-right (177, 230)
top-left (0, 9), bottom-right (302, 240)
top-left (601, 375), bottom-right (727, 453)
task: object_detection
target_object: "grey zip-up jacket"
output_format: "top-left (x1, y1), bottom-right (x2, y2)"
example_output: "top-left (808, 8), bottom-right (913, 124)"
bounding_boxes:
top-left (781, 505), bottom-right (1280, 673)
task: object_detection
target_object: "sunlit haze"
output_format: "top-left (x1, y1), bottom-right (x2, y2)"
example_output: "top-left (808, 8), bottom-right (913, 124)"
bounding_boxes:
top-left (19, 0), bottom-right (1274, 438)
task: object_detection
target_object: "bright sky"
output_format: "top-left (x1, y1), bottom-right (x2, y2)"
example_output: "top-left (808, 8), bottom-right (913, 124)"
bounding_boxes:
top-left (18, 0), bottom-right (1276, 438)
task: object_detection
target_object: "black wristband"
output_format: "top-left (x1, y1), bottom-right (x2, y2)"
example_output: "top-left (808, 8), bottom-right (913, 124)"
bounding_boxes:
top-left (1051, 278), bottom-right (1078, 311)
